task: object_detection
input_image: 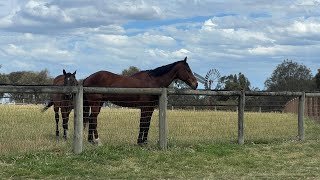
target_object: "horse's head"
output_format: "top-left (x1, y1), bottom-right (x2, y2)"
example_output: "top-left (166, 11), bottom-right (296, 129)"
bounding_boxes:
top-left (176, 57), bottom-right (198, 89)
top-left (63, 69), bottom-right (78, 86)
top-left (63, 69), bottom-right (78, 100)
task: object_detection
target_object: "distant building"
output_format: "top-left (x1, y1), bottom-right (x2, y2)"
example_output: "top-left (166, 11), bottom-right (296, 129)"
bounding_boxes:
top-left (0, 93), bottom-right (15, 104)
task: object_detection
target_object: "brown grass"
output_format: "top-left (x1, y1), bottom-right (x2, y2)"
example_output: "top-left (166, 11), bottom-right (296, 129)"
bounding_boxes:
top-left (0, 105), bottom-right (299, 154)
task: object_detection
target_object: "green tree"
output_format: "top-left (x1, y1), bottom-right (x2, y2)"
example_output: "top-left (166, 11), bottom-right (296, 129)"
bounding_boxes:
top-left (220, 73), bottom-right (251, 91)
top-left (214, 73), bottom-right (251, 105)
top-left (7, 70), bottom-right (53, 103)
top-left (121, 66), bottom-right (140, 76)
top-left (264, 60), bottom-right (314, 91)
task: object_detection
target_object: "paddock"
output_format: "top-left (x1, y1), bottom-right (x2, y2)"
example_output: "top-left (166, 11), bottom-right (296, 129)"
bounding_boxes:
top-left (0, 85), bottom-right (319, 154)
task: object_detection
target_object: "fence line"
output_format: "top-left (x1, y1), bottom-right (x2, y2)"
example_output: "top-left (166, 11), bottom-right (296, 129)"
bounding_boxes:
top-left (284, 93), bottom-right (320, 122)
top-left (1, 85), bottom-right (314, 154)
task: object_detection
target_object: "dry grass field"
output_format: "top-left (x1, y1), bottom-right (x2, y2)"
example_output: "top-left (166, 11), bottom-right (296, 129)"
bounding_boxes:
top-left (0, 104), bottom-right (299, 154)
top-left (1, 104), bottom-right (320, 179)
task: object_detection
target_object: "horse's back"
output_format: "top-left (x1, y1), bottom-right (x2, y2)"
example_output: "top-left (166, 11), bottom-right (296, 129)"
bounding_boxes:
top-left (83, 71), bottom-right (120, 86)
top-left (53, 75), bottom-right (65, 85)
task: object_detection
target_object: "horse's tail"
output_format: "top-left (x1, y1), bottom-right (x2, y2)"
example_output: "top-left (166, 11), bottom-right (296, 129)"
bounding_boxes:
top-left (41, 100), bottom-right (54, 112)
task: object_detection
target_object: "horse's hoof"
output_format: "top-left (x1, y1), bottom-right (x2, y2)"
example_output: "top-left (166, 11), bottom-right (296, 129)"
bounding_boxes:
top-left (137, 139), bottom-right (144, 145)
top-left (137, 143), bottom-right (144, 147)
top-left (94, 138), bottom-right (103, 146)
top-left (89, 138), bottom-right (103, 146)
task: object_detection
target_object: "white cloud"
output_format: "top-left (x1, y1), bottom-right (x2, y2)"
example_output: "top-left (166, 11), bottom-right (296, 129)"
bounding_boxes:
top-left (289, 20), bottom-right (320, 35)
top-left (172, 48), bottom-right (190, 58)
top-left (293, 0), bottom-right (320, 6)
top-left (70, 25), bottom-right (125, 37)
top-left (1, 39), bottom-right (74, 65)
top-left (95, 34), bottom-right (131, 47)
top-left (248, 45), bottom-right (290, 55)
top-left (146, 48), bottom-right (169, 58)
top-left (202, 19), bottom-right (218, 31)
top-left (4, 44), bottom-right (27, 56)
top-left (0, 0), bottom-right (320, 89)
top-left (12, 60), bottom-right (34, 69)
top-left (112, 1), bottom-right (163, 20)
top-left (136, 33), bottom-right (176, 47)
top-left (24, 0), bottom-right (72, 23)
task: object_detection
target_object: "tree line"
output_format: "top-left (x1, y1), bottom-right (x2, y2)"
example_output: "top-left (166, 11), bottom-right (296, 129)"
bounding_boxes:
top-left (0, 60), bottom-right (319, 108)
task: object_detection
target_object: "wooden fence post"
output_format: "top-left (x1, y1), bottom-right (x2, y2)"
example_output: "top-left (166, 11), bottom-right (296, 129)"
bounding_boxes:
top-left (298, 92), bottom-right (305, 141)
top-left (73, 85), bottom-right (83, 154)
top-left (238, 90), bottom-right (245, 145)
top-left (159, 88), bottom-right (168, 150)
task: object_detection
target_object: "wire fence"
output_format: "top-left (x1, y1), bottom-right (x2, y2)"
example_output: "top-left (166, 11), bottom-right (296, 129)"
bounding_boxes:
top-left (1, 86), bottom-right (319, 154)
top-left (82, 99), bottom-right (159, 147)
top-left (0, 97), bottom-right (75, 154)
top-left (244, 96), bottom-right (298, 143)
top-left (167, 95), bottom-right (300, 145)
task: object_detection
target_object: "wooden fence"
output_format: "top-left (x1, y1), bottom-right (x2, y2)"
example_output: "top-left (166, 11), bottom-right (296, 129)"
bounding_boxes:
top-left (0, 85), bottom-right (310, 154)
top-left (285, 93), bottom-right (320, 122)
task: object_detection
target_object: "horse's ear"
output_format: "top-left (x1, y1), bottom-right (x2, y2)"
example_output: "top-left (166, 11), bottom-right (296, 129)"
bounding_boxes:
top-left (63, 69), bottom-right (66, 75)
top-left (73, 70), bottom-right (76, 76)
top-left (184, 57), bottom-right (187, 62)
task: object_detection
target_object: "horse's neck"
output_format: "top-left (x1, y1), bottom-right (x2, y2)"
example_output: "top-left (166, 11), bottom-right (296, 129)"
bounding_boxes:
top-left (152, 68), bottom-right (178, 88)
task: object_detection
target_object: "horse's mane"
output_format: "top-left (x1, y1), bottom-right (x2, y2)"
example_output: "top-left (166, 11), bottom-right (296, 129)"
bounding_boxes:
top-left (144, 60), bottom-right (184, 77)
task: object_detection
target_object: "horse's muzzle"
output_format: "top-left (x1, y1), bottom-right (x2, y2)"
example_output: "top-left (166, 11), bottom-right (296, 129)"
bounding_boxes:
top-left (190, 81), bottom-right (198, 90)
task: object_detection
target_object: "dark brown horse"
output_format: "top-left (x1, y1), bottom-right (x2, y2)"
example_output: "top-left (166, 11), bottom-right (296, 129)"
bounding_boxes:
top-left (42, 70), bottom-right (78, 140)
top-left (83, 57), bottom-right (198, 145)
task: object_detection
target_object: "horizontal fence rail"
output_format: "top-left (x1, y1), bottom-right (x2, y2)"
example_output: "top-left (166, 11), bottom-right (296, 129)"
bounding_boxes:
top-left (1, 85), bottom-right (316, 97)
top-left (1, 85), bottom-right (319, 154)
top-left (0, 85), bottom-right (79, 94)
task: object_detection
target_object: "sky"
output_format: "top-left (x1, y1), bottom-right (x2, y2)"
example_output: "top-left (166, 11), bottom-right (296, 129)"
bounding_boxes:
top-left (0, 0), bottom-right (319, 90)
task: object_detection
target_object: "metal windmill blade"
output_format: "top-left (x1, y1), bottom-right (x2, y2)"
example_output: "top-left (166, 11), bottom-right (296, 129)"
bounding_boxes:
top-left (205, 69), bottom-right (221, 90)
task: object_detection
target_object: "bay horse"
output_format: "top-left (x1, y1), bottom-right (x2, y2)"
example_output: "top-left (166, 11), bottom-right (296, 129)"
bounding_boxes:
top-left (42, 70), bottom-right (78, 140)
top-left (83, 57), bottom-right (198, 145)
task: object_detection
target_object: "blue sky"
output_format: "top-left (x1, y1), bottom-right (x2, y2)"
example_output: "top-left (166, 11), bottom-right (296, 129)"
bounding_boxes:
top-left (0, 0), bottom-right (320, 90)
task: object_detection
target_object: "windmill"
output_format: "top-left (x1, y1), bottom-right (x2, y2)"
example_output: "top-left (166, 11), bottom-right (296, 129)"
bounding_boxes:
top-left (194, 69), bottom-right (221, 90)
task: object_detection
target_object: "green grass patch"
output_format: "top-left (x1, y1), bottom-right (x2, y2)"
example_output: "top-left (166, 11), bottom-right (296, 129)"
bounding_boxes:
top-left (2, 140), bottom-right (320, 179)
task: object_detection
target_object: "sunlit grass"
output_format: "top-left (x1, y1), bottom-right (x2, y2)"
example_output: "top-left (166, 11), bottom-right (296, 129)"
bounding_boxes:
top-left (1, 105), bottom-right (320, 179)
top-left (0, 105), bottom-right (311, 154)
top-left (0, 105), bottom-right (72, 154)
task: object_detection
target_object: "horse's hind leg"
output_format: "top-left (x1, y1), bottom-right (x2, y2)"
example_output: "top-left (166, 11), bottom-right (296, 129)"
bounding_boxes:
top-left (54, 106), bottom-right (60, 139)
top-left (88, 101), bottom-right (103, 146)
top-left (142, 107), bottom-right (154, 144)
top-left (83, 99), bottom-right (90, 130)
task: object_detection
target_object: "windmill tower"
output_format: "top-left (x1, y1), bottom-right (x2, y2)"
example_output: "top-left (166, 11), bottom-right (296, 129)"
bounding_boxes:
top-left (194, 69), bottom-right (221, 110)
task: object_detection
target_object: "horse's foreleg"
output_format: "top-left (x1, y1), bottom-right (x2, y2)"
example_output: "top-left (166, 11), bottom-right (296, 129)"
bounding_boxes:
top-left (61, 106), bottom-right (69, 140)
top-left (54, 106), bottom-right (60, 139)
